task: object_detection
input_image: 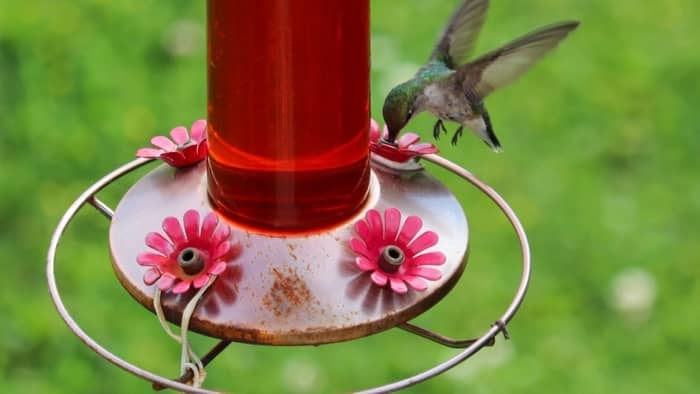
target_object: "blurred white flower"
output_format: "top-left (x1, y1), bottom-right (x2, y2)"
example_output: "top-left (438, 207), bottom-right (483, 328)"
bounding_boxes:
top-left (610, 267), bottom-right (657, 323)
top-left (162, 20), bottom-right (203, 57)
top-left (281, 357), bottom-right (319, 393)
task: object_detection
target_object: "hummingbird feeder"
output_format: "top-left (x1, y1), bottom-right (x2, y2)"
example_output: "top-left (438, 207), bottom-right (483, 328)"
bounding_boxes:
top-left (47, 1), bottom-right (531, 392)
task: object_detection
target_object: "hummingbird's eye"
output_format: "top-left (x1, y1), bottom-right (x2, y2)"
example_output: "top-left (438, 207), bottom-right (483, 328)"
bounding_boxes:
top-left (407, 109), bottom-right (414, 119)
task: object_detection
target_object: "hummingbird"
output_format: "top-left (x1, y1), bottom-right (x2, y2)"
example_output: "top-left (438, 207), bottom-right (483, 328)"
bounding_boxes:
top-left (382, 0), bottom-right (579, 151)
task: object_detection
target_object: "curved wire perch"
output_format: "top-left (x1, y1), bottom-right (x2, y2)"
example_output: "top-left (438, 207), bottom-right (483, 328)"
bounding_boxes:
top-left (47, 158), bottom-right (221, 394)
top-left (356, 154), bottom-right (531, 394)
top-left (46, 154), bottom-right (530, 394)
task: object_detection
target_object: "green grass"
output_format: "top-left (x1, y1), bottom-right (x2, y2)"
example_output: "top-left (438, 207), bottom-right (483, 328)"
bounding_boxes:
top-left (2, 0), bottom-right (699, 392)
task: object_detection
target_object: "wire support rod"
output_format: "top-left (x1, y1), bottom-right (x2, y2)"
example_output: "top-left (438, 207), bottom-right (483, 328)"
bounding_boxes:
top-left (397, 322), bottom-right (495, 349)
top-left (88, 195), bottom-right (114, 219)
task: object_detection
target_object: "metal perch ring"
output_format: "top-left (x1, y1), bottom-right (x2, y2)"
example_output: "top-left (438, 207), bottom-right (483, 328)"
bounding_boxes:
top-left (46, 154), bottom-right (530, 393)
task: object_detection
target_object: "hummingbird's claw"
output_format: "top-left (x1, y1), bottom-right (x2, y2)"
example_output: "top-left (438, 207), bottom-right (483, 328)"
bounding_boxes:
top-left (433, 121), bottom-right (441, 139)
top-left (433, 120), bottom-right (448, 140)
top-left (451, 126), bottom-right (464, 146)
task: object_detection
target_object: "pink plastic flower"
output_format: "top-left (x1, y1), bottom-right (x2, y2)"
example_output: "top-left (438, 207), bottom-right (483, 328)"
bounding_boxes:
top-left (137, 209), bottom-right (233, 294)
top-left (369, 119), bottom-right (438, 163)
top-left (136, 120), bottom-right (208, 167)
top-left (349, 207), bottom-right (446, 294)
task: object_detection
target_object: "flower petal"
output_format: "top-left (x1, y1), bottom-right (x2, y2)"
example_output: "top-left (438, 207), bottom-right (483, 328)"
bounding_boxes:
top-left (200, 212), bottom-right (219, 240)
top-left (190, 120), bottom-right (207, 143)
top-left (370, 119), bottom-right (381, 142)
top-left (179, 145), bottom-right (201, 164)
top-left (170, 126), bottom-right (190, 145)
top-left (402, 275), bottom-right (428, 291)
top-left (410, 142), bottom-right (438, 155)
top-left (183, 210), bottom-right (200, 242)
top-left (162, 216), bottom-right (186, 246)
top-left (365, 209), bottom-right (383, 240)
top-left (136, 147), bottom-right (164, 158)
top-left (213, 240), bottom-right (231, 260)
top-left (383, 208), bottom-right (401, 242)
top-left (370, 143), bottom-right (415, 163)
top-left (407, 231), bottom-right (439, 255)
top-left (160, 151), bottom-right (188, 167)
top-left (349, 238), bottom-right (371, 259)
top-left (354, 219), bottom-right (375, 249)
top-left (137, 252), bottom-right (166, 267)
top-left (195, 140), bottom-right (209, 159)
top-left (412, 251), bottom-right (446, 266)
top-left (157, 274), bottom-right (176, 291)
top-left (407, 266), bottom-right (442, 281)
top-left (397, 132), bottom-right (420, 149)
top-left (356, 256), bottom-right (376, 271)
top-left (172, 280), bottom-right (192, 294)
top-left (396, 215), bottom-right (422, 246)
top-left (389, 277), bottom-right (408, 294)
top-left (146, 232), bottom-right (174, 255)
top-left (193, 274), bottom-right (210, 288)
top-left (151, 135), bottom-right (177, 151)
top-left (143, 268), bottom-right (162, 285)
top-left (209, 261), bottom-right (227, 276)
top-left (211, 222), bottom-right (231, 245)
top-left (371, 270), bottom-right (388, 286)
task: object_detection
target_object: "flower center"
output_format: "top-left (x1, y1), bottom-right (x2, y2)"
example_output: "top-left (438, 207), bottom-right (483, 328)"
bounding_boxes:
top-left (378, 245), bottom-right (405, 273)
top-left (178, 247), bottom-right (205, 275)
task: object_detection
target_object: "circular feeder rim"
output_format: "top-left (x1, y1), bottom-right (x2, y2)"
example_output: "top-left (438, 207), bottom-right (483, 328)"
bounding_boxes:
top-left (109, 159), bottom-right (468, 345)
top-left (46, 155), bottom-right (531, 394)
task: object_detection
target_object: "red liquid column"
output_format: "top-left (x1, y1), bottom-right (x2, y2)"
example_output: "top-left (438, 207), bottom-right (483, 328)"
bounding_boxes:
top-left (207, 0), bottom-right (370, 233)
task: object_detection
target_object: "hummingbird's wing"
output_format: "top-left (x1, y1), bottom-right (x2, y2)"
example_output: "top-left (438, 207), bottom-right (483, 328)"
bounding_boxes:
top-left (430, 0), bottom-right (490, 69)
top-left (459, 21), bottom-right (579, 97)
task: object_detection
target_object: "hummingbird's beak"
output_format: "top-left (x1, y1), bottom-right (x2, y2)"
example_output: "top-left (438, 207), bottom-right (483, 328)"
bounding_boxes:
top-left (382, 126), bottom-right (400, 145)
top-left (380, 136), bottom-right (398, 147)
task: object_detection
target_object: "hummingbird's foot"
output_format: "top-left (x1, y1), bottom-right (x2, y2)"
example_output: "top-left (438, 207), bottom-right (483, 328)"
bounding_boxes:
top-left (433, 120), bottom-right (448, 140)
top-left (451, 126), bottom-right (464, 146)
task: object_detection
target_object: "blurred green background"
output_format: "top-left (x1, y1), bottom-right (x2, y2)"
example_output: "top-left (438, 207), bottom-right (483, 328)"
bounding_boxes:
top-left (2, 0), bottom-right (699, 392)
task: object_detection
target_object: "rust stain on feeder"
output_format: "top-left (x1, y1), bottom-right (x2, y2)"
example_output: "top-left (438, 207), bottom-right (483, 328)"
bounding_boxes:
top-left (287, 243), bottom-right (299, 261)
top-left (262, 267), bottom-right (314, 318)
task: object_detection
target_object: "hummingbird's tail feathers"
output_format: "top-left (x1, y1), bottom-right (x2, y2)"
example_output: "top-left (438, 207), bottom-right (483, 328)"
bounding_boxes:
top-left (457, 113), bottom-right (502, 151)
top-left (474, 103), bottom-right (502, 152)
top-left (484, 137), bottom-right (503, 153)
top-left (461, 20), bottom-right (580, 98)
top-left (465, 118), bottom-right (501, 151)
top-left (480, 122), bottom-right (502, 152)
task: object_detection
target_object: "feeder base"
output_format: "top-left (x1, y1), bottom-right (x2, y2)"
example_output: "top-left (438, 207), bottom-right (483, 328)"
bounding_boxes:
top-left (109, 160), bottom-right (468, 345)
